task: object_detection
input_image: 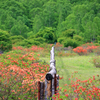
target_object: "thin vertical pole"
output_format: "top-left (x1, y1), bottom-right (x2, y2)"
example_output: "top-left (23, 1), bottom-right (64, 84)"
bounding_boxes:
top-left (40, 82), bottom-right (45, 100)
top-left (38, 81), bottom-right (40, 100)
top-left (54, 74), bottom-right (57, 94)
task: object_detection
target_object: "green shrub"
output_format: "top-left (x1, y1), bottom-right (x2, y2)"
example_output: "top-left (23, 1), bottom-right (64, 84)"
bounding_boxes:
top-left (27, 40), bottom-right (40, 47)
top-left (28, 35), bottom-right (35, 39)
top-left (35, 27), bottom-right (56, 44)
top-left (28, 36), bottom-right (46, 44)
top-left (10, 22), bottom-right (29, 38)
top-left (43, 32), bottom-right (55, 43)
top-left (27, 31), bottom-right (35, 37)
top-left (63, 38), bottom-right (79, 48)
top-left (35, 31), bottom-right (44, 38)
top-left (16, 39), bottom-right (40, 47)
top-left (98, 41), bottom-right (100, 44)
top-left (57, 37), bottom-right (66, 43)
top-left (33, 37), bottom-right (46, 43)
top-left (10, 35), bottom-right (24, 40)
top-left (61, 29), bottom-right (76, 38)
top-left (39, 43), bottom-right (47, 48)
top-left (97, 36), bottom-right (100, 43)
top-left (93, 43), bottom-right (100, 46)
top-left (0, 29), bottom-right (12, 51)
top-left (73, 35), bottom-right (83, 41)
top-left (10, 35), bottom-right (25, 44)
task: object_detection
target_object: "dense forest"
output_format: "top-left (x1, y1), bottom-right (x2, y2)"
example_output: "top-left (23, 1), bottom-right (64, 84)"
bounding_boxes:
top-left (0, 0), bottom-right (100, 51)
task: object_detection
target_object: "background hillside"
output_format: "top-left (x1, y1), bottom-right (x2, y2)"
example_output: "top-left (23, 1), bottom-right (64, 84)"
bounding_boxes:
top-left (0, 0), bottom-right (100, 50)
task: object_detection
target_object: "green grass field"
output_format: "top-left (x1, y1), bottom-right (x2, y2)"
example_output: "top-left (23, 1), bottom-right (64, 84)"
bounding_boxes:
top-left (40, 55), bottom-right (100, 89)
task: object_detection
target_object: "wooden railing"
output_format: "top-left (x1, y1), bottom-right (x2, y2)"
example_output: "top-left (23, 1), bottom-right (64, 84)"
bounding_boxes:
top-left (38, 46), bottom-right (59, 100)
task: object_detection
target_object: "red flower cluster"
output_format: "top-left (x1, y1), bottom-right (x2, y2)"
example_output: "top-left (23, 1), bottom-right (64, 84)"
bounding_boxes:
top-left (52, 72), bottom-right (100, 100)
top-left (73, 47), bottom-right (87, 55)
top-left (13, 45), bottom-right (44, 52)
top-left (73, 43), bottom-right (99, 55)
top-left (0, 46), bottom-right (49, 99)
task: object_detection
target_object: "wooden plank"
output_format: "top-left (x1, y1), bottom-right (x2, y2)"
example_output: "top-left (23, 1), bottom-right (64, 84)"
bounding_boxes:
top-left (40, 82), bottom-right (45, 100)
top-left (47, 80), bottom-right (52, 98)
top-left (54, 74), bottom-right (57, 94)
top-left (52, 77), bottom-right (55, 97)
top-left (38, 81), bottom-right (40, 100)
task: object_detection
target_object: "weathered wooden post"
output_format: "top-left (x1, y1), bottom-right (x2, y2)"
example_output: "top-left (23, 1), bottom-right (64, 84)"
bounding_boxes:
top-left (38, 46), bottom-right (59, 100)
top-left (44, 46), bottom-right (59, 100)
top-left (38, 81), bottom-right (45, 100)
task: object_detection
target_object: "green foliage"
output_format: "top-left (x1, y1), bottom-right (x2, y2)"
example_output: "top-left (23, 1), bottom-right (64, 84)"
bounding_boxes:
top-left (33, 37), bottom-right (46, 44)
top-left (0, 29), bottom-right (12, 51)
top-left (16, 39), bottom-right (40, 47)
top-left (0, 0), bottom-right (100, 43)
top-left (10, 35), bottom-right (24, 40)
top-left (27, 31), bottom-right (35, 37)
top-left (10, 35), bottom-right (25, 44)
top-left (43, 32), bottom-right (54, 43)
top-left (28, 35), bottom-right (35, 39)
top-left (63, 38), bottom-right (79, 48)
top-left (97, 36), bottom-right (100, 43)
top-left (28, 36), bottom-right (46, 44)
top-left (73, 35), bottom-right (84, 45)
top-left (42, 1), bottom-right (58, 28)
top-left (57, 37), bottom-right (66, 43)
top-left (35, 27), bottom-right (56, 44)
top-left (33, 15), bottom-right (43, 34)
top-left (35, 31), bottom-right (44, 38)
top-left (61, 29), bottom-right (76, 38)
top-left (10, 21), bottom-right (29, 38)
top-left (16, 35), bottom-right (46, 47)
top-left (73, 35), bottom-right (83, 41)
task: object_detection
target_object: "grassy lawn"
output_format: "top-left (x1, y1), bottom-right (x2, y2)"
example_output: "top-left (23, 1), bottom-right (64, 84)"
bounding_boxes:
top-left (40, 55), bottom-right (100, 89)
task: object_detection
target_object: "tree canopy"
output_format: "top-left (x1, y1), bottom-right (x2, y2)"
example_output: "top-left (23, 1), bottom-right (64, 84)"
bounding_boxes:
top-left (0, 0), bottom-right (100, 45)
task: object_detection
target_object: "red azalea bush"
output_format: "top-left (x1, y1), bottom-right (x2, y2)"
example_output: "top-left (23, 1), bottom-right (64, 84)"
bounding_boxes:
top-left (0, 46), bottom-right (49, 100)
top-left (73, 43), bottom-right (99, 55)
top-left (73, 47), bottom-right (87, 55)
top-left (12, 46), bottom-right (44, 52)
top-left (52, 71), bottom-right (100, 100)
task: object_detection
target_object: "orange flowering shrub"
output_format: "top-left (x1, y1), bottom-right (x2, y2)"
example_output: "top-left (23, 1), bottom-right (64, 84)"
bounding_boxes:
top-left (12, 45), bottom-right (44, 52)
top-left (0, 46), bottom-right (49, 100)
top-left (52, 71), bottom-right (100, 100)
top-left (73, 47), bottom-right (87, 55)
top-left (73, 43), bottom-right (99, 55)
